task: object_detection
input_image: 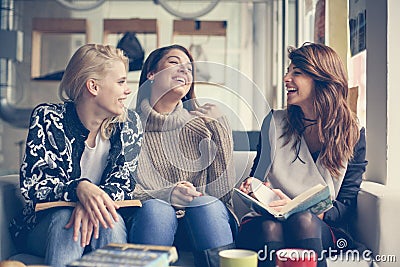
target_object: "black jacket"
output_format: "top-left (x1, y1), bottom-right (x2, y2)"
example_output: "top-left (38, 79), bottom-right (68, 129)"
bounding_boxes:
top-left (10, 101), bottom-right (143, 240)
top-left (251, 111), bottom-right (367, 230)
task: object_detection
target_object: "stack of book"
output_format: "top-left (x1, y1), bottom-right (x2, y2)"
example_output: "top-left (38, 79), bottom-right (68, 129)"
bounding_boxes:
top-left (67, 243), bottom-right (178, 267)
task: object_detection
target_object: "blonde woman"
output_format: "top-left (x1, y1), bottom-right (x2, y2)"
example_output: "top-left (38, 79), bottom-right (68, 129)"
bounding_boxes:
top-left (10, 44), bottom-right (142, 267)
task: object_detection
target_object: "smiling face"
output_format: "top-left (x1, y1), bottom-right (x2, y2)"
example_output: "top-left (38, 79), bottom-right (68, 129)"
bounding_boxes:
top-left (148, 49), bottom-right (193, 103)
top-left (95, 60), bottom-right (131, 117)
top-left (284, 63), bottom-right (315, 113)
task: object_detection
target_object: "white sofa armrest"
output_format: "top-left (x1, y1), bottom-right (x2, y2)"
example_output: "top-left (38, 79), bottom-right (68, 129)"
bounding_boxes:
top-left (0, 174), bottom-right (23, 260)
top-left (233, 151), bottom-right (257, 186)
top-left (232, 151), bottom-right (256, 221)
top-left (357, 181), bottom-right (399, 266)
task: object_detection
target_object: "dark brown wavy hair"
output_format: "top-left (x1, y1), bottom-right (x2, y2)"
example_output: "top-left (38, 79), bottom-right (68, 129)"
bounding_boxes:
top-left (284, 43), bottom-right (360, 178)
top-left (136, 44), bottom-right (198, 113)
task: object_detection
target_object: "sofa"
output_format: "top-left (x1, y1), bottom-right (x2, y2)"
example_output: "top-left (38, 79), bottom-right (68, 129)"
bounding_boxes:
top-left (0, 151), bottom-right (396, 266)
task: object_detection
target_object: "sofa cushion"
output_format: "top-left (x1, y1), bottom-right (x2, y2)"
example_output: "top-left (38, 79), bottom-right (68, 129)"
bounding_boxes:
top-left (0, 175), bottom-right (23, 260)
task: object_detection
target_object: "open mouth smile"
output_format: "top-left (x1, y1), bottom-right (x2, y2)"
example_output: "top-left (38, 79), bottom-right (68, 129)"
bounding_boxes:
top-left (286, 87), bottom-right (298, 93)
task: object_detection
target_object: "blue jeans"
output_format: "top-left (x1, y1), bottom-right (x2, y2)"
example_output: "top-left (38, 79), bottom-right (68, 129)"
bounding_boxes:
top-left (128, 196), bottom-right (237, 251)
top-left (25, 208), bottom-right (127, 267)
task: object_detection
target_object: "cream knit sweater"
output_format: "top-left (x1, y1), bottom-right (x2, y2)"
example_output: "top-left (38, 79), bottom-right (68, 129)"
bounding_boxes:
top-left (133, 99), bottom-right (236, 206)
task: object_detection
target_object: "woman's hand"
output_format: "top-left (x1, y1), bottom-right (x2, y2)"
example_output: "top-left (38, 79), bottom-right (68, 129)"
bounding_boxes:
top-left (76, 180), bottom-right (119, 229)
top-left (268, 188), bottom-right (291, 212)
top-left (239, 177), bottom-right (253, 194)
top-left (190, 103), bottom-right (222, 122)
top-left (239, 177), bottom-right (262, 200)
top-left (171, 181), bottom-right (202, 208)
top-left (65, 202), bottom-right (98, 247)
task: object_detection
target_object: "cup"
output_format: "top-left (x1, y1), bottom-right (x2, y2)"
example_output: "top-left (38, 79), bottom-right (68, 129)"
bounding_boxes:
top-left (219, 249), bottom-right (258, 267)
top-left (276, 249), bottom-right (317, 267)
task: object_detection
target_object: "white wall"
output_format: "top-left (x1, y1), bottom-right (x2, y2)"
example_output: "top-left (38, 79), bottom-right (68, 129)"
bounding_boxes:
top-left (365, 0), bottom-right (388, 184)
top-left (0, 1), bottom-right (273, 172)
top-left (0, 0), bottom-right (70, 173)
top-left (363, 0), bottom-right (400, 188)
top-left (387, 0), bottom-right (400, 189)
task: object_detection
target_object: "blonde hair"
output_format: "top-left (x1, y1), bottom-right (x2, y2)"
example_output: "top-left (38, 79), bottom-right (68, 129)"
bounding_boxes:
top-left (284, 43), bottom-right (360, 178)
top-left (59, 44), bottom-right (129, 139)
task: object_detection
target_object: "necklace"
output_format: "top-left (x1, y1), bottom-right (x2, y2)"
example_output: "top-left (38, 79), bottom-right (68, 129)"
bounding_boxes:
top-left (300, 118), bottom-right (317, 135)
top-left (302, 117), bottom-right (317, 129)
top-left (302, 117), bottom-right (317, 122)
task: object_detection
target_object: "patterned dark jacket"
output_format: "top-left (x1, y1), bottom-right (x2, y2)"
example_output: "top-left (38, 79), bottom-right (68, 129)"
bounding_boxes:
top-left (9, 101), bottom-right (143, 242)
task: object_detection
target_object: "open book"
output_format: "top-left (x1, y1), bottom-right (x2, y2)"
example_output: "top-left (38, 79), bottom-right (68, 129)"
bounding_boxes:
top-left (233, 181), bottom-right (332, 221)
top-left (35, 199), bottom-right (142, 212)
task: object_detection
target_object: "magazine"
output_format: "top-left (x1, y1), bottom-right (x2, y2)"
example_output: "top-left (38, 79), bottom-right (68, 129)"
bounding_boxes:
top-left (67, 243), bottom-right (178, 267)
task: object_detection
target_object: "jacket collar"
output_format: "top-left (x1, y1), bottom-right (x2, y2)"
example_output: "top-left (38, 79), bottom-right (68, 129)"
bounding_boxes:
top-left (64, 101), bottom-right (90, 141)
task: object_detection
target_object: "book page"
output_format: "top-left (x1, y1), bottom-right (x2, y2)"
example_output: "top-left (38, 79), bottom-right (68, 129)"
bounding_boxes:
top-left (233, 188), bottom-right (277, 216)
top-left (280, 184), bottom-right (326, 214)
top-left (251, 179), bottom-right (280, 205)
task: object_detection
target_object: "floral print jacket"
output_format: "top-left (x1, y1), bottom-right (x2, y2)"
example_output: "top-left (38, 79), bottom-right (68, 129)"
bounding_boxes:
top-left (9, 101), bottom-right (142, 242)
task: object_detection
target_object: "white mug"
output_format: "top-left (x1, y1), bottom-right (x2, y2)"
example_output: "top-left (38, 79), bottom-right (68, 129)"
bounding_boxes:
top-left (219, 249), bottom-right (258, 267)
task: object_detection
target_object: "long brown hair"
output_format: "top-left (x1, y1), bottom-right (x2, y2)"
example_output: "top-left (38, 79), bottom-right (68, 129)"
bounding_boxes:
top-left (284, 43), bottom-right (360, 177)
top-left (59, 44), bottom-right (129, 139)
top-left (135, 44), bottom-right (198, 113)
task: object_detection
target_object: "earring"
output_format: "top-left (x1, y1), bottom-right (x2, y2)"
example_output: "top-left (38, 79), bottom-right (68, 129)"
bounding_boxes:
top-left (150, 80), bottom-right (154, 84)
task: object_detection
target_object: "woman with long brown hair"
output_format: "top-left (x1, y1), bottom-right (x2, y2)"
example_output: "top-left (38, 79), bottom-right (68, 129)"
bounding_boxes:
top-left (127, 44), bottom-right (237, 267)
top-left (236, 43), bottom-right (367, 267)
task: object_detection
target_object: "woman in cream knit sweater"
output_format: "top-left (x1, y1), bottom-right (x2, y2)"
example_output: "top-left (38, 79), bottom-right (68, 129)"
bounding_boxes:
top-left (127, 44), bottom-right (237, 267)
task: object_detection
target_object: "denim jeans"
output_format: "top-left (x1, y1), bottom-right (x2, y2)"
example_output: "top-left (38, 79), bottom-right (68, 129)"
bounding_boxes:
top-left (128, 195), bottom-right (237, 251)
top-left (25, 207), bottom-right (127, 267)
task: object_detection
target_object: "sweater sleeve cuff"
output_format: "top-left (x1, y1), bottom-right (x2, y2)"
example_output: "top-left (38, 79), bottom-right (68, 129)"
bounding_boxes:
top-left (148, 185), bottom-right (176, 204)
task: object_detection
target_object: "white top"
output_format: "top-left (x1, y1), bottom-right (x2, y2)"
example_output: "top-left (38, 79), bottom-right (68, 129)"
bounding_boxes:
top-left (80, 131), bottom-right (110, 185)
top-left (254, 109), bottom-right (347, 199)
